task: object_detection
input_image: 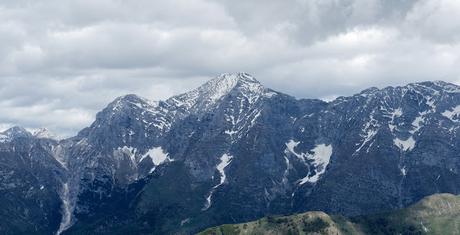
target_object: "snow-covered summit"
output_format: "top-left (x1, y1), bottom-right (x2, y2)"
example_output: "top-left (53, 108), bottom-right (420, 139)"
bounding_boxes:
top-left (2, 126), bottom-right (32, 138)
top-left (0, 126), bottom-right (60, 142)
top-left (109, 94), bottom-right (159, 112)
top-left (211, 72), bottom-right (260, 85)
top-left (167, 72), bottom-right (268, 111)
top-left (33, 128), bottom-right (58, 139)
top-left (101, 73), bottom-right (271, 120)
top-left (0, 126), bottom-right (32, 142)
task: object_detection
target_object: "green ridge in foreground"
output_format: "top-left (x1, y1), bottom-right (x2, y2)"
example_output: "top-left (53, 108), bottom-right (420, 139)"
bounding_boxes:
top-left (198, 193), bottom-right (460, 235)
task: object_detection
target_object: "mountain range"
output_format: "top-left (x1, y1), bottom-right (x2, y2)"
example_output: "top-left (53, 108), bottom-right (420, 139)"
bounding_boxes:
top-left (0, 73), bottom-right (459, 234)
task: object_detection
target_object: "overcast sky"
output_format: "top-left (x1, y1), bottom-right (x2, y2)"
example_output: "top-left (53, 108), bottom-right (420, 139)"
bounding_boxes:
top-left (1, 0), bottom-right (460, 137)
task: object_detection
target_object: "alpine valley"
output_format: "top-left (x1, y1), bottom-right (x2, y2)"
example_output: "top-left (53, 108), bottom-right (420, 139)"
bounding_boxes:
top-left (1, 73), bottom-right (460, 235)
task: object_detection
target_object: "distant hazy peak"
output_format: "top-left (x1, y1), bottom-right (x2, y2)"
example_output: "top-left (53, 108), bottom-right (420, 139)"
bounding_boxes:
top-left (33, 128), bottom-right (58, 140)
top-left (2, 126), bottom-right (31, 137)
top-left (0, 126), bottom-right (32, 142)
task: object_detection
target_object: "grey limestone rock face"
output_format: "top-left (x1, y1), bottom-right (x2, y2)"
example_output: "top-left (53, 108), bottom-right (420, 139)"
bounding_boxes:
top-left (0, 127), bottom-right (66, 234)
top-left (1, 74), bottom-right (460, 234)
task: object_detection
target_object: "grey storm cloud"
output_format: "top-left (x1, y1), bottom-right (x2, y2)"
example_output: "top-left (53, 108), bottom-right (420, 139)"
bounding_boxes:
top-left (0, 0), bottom-right (460, 137)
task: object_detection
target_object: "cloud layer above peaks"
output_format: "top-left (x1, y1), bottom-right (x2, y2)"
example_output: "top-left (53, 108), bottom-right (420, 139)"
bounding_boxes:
top-left (1, 0), bottom-right (460, 136)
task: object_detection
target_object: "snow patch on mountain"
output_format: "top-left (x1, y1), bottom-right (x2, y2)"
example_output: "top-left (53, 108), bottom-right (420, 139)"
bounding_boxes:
top-left (285, 140), bottom-right (333, 184)
top-left (298, 144), bottom-right (333, 185)
top-left (282, 155), bottom-right (291, 185)
top-left (215, 154), bottom-right (233, 186)
top-left (32, 128), bottom-right (58, 139)
top-left (141, 147), bottom-right (169, 165)
top-left (264, 91), bottom-right (277, 98)
top-left (442, 105), bottom-right (460, 122)
top-left (355, 112), bottom-right (379, 154)
top-left (384, 98), bottom-right (437, 153)
top-left (394, 137), bottom-right (415, 152)
top-left (388, 108), bottom-right (402, 132)
top-left (225, 129), bottom-right (238, 136)
top-left (285, 140), bottom-right (300, 157)
top-left (140, 147), bottom-right (171, 173)
top-left (355, 128), bottom-right (377, 154)
top-left (203, 154), bottom-right (233, 211)
top-left (409, 98), bottom-right (437, 134)
top-left (401, 166), bottom-right (407, 176)
top-left (410, 115), bottom-right (425, 134)
top-left (117, 146), bottom-right (138, 166)
top-left (0, 133), bottom-right (10, 143)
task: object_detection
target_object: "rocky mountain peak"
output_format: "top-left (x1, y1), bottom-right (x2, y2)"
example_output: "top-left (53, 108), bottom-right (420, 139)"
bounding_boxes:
top-left (1, 126), bottom-right (32, 139)
top-left (207, 72), bottom-right (260, 86)
top-left (356, 81), bottom-right (460, 98)
top-left (167, 72), bottom-right (267, 111)
top-left (93, 94), bottom-right (161, 125)
top-left (210, 72), bottom-right (262, 92)
top-left (406, 80), bottom-right (460, 94)
top-left (109, 94), bottom-right (157, 111)
top-left (97, 73), bottom-right (267, 122)
top-left (33, 128), bottom-right (58, 139)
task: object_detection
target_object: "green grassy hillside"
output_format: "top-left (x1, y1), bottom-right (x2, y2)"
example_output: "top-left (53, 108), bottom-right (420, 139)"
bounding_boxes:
top-left (198, 193), bottom-right (460, 235)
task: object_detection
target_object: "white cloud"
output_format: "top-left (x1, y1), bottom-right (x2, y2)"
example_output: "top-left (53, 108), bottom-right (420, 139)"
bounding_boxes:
top-left (404, 0), bottom-right (460, 42)
top-left (0, 0), bottom-right (460, 136)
